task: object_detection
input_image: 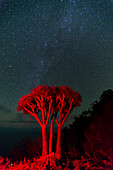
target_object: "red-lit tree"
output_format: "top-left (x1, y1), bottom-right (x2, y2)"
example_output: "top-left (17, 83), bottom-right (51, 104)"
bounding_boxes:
top-left (17, 85), bottom-right (54, 156)
top-left (17, 85), bottom-right (82, 159)
top-left (54, 86), bottom-right (82, 160)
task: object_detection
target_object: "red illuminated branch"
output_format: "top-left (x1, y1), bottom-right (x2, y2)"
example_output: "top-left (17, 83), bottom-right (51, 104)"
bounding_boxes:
top-left (55, 117), bottom-right (59, 126)
top-left (60, 95), bottom-right (65, 109)
top-left (49, 107), bottom-right (54, 153)
top-left (61, 99), bottom-right (73, 127)
top-left (37, 96), bottom-right (42, 103)
top-left (57, 94), bottom-right (65, 124)
top-left (24, 107), bottom-right (42, 127)
top-left (42, 109), bottom-right (45, 124)
top-left (27, 102), bottom-right (35, 113)
top-left (61, 113), bottom-right (63, 117)
top-left (44, 108), bottom-right (47, 120)
top-left (28, 116), bottom-right (32, 124)
top-left (45, 99), bottom-right (53, 126)
top-left (37, 95), bottom-right (44, 107)
top-left (59, 102), bottom-right (63, 124)
top-left (34, 98), bottom-right (43, 112)
top-left (41, 95), bottom-right (44, 102)
top-left (39, 95), bottom-right (44, 102)
top-left (56, 94), bottom-right (65, 103)
top-left (34, 96), bottom-right (46, 124)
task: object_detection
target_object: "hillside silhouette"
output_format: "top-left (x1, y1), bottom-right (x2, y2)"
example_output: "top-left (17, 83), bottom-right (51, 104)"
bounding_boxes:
top-left (61, 89), bottom-right (113, 166)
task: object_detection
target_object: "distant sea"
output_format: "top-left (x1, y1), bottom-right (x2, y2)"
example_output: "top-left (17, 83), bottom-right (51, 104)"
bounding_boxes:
top-left (0, 127), bottom-right (42, 157)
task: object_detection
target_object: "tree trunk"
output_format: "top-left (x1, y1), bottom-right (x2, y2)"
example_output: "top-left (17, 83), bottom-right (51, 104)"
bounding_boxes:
top-left (55, 125), bottom-right (62, 160)
top-left (49, 118), bottom-right (53, 153)
top-left (42, 126), bottom-right (48, 156)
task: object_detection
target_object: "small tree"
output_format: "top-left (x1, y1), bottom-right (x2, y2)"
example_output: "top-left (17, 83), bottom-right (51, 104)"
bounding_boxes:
top-left (17, 85), bottom-right (54, 156)
top-left (54, 86), bottom-right (82, 160)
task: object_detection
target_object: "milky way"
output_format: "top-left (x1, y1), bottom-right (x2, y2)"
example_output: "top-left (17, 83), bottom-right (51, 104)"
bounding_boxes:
top-left (0, 0), bottom-right (113, 128)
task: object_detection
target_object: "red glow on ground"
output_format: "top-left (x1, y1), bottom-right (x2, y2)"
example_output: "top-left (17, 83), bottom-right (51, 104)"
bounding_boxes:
top-left (0, 152), bottom-right (113, 170)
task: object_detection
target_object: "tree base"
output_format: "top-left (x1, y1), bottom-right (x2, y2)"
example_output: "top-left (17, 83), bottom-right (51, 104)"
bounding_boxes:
top-left (55, 152), bottom-right (62, 160)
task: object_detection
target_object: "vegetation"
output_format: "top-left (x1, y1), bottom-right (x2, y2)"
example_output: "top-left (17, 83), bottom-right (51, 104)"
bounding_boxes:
top-left (0, 151), bottom-right (113, 170)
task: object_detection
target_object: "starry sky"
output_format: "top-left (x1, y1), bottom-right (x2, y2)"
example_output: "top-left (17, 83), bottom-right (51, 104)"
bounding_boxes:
top-left (0, 0), bottom-right (113, 129)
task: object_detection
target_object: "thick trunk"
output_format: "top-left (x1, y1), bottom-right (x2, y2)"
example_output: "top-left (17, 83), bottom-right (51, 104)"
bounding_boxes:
top-left (42, 126), bottom-right (48, 156)
top-left (55, 125), bottom-right (62, 160)
top-left (49, 118), bottom-right (53, 153)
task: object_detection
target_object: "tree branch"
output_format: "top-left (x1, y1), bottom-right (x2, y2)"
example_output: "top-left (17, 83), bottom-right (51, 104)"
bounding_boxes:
top-left (28, 116), bottom-right (32, 124)
top-left (37, 95), bottom-right (44, 107)
top-left (37, 96), bottom-right (41, 102)
top-left (35, 97), bottom-right (45, 124)
top-left (42, 109), bottom-right (45, 124)
top-left (27, 102), bottom-right (35, 113)
top-left (61, 113), bottom-right (63, 118)
top-left (45, 99), bottom-right (53, 126)
top-left (58, 94), bottom-right (65, 124)
top-left (35, 98), bottom-right (43, 111)
top-left (44, 108), bottom-right (47, 120)
top-left (24, 107), bottom-right (42, 127)
top-left (41, 95), bottom-right (44, 102)
top-left (61, 99), bottom-right (73, 127)
top-left (55, 117), bottom-right (59, 127)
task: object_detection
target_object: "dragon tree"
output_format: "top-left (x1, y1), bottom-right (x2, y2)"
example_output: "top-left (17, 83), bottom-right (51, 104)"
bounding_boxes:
top-left (17, 85), bottom-right (54, 156)
top-left (17, 85), bottom-right (82, 159)
top-left (54, 86), bottom-right (82, 160)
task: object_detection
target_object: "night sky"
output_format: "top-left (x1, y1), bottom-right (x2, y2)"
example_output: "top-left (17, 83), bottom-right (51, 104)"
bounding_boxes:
top-left (0, 0), bottom-right (113, 129)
